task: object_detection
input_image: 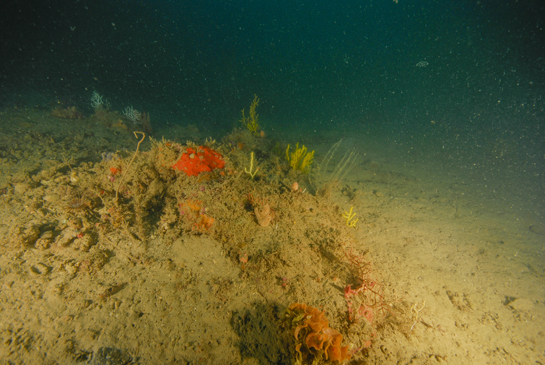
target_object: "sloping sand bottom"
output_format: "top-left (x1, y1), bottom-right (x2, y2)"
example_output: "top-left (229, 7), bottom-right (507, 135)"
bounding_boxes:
top-left (0, 109), bottom-right (543, 364)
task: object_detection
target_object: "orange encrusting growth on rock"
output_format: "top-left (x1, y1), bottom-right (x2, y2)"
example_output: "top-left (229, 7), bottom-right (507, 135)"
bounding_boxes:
top-left (180, 199), bottom-right (202, 212)
top-left (194, 213), bottom-right (215, 232)
top-left (172, 146), bottom-right (225, 176)
top-left (179, 199), bottom-right (215, 233)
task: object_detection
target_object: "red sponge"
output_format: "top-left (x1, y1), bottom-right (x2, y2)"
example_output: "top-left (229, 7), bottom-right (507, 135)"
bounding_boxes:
top-left (172, 146), bottom-right (225, 176)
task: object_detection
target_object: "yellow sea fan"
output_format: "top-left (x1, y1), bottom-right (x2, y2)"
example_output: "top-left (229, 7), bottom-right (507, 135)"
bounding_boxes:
top-left (286, 143), bottom-right (314, 173)
top-left (240, 95), bottom-right (260, 134)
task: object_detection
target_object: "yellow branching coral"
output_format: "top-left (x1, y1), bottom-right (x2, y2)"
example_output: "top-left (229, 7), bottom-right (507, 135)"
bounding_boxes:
top-left (342, 206), bottom-right (358, 228)
top-left (286, 143), bottom-right (315, 174)
top-left (244, 152), bottom-right (259, 180)
top-left (239, 95), bottom-right (260, 134)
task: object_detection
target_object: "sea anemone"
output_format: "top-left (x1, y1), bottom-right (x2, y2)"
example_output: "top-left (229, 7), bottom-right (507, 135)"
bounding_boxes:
top-left (64, 192), bottom-right (91, 216)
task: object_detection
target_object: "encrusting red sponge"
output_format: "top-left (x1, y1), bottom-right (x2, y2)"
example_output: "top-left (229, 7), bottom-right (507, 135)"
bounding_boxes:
top-left (172, 146), bottom-right (225, 176)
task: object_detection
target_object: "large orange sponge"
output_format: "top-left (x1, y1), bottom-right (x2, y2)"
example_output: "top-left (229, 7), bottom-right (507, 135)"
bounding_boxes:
top-left (287, 303), bottom-right (352, 364)
top-left (172, 146), bottom-right (225, 176)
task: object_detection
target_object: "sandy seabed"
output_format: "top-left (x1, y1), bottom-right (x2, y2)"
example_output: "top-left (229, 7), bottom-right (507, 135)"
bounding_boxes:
top-left (0, 107), bottom-right (544, 364)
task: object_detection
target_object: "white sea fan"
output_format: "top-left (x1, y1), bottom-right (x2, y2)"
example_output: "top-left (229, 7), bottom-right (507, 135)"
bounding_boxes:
top-left (91, 91), bottom-right (103, 109)
top-left (123, 106), bottom-right (141, 123)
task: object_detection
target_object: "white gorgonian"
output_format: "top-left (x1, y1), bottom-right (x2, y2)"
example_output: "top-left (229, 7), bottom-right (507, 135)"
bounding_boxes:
top-left (91, 91), bottom-right (103, 109)
top-left (123, 106), bottom-right (141, 123)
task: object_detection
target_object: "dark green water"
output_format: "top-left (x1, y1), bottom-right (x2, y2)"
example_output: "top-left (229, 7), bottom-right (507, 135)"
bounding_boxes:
top-left (1, 0), bottom-right (544, 227)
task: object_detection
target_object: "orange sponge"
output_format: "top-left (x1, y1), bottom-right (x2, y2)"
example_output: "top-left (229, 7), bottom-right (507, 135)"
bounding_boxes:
top-left (172, 146), bottom-right (225, 176)
top-left (287, 303), bottom-right (352, 364)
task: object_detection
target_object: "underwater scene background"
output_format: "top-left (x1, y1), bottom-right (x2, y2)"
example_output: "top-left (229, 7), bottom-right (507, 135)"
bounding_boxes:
top-left (0, 0), bottom-right (544, 364)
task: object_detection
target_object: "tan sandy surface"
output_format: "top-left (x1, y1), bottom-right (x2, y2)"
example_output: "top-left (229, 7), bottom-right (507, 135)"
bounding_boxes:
top-left (0, 108), bottom-right (543, 364)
